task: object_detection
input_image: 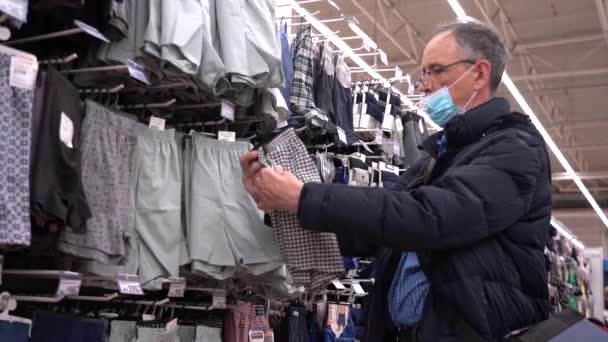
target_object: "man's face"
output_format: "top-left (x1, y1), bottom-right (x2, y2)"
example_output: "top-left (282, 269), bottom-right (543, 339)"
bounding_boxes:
top-left (418, 32), bottom-right (477, 108)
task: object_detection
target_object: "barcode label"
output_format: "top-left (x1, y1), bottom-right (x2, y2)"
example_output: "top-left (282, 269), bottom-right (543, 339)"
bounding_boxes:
top-left (56, 272), bottom-right (82, 297)
top-left (116, 274), bottom-right (144, 295)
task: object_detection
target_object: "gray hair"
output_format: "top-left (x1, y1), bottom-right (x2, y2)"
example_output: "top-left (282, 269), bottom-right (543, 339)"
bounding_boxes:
top-left (433, 19), bottom-right (507, 92)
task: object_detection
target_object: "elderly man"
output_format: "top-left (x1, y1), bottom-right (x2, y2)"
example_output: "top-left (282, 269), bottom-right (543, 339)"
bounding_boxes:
top-left (241, 20), bottom-right (551, 341)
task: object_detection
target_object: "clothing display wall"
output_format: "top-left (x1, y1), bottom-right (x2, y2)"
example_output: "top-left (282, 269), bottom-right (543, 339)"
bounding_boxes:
top-left (0, 1), bottom-right (431, 341)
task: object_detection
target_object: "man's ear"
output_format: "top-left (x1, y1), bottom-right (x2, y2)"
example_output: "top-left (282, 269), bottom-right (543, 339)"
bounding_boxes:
top-left (473, 60), bottom-right (492, 91)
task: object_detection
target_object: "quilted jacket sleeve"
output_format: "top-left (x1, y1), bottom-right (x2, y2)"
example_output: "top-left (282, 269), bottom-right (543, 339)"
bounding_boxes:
top-left (297, 133), bottom-right (544, 251)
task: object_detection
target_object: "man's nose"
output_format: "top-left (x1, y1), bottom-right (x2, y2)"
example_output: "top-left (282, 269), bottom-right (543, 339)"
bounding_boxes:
top-left (418, 79), bottom-right (432, 94)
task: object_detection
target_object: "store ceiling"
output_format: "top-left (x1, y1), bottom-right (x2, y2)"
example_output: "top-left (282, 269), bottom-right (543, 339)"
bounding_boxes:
top-left (296, 0), bottom-right (608, 250)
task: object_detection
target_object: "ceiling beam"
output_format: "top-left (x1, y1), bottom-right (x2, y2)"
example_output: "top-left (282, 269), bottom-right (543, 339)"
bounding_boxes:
top-left (497, 83), bottom-right (608, 97)
top-left (349, 0), bottom-right (417, 64)
top-left (547, 119), bottom-right (608, 130)
top-left (513, 33), bottom-right (604, 52)
top-left (553, 172), bottom-right (608, 181)
top-left (594, 0), bottom-right (608, 47)
top-left (563, 144), bottom-right (608, 152)
top-left (511, 67), bottom-right (608, 82)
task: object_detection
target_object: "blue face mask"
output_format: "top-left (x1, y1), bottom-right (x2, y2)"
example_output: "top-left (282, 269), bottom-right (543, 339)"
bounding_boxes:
top-left (422, 66), bottom-right (477, 127)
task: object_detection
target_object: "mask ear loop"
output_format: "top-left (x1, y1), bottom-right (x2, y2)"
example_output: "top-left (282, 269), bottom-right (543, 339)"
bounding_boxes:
top-left (462, 90), bottom-right (478, 111)
top-left (449, 63), bottom-right (479, 111)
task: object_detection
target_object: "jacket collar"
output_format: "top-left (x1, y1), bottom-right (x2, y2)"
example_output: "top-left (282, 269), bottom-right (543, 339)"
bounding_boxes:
top-left (421, 97), bottom-right (512, 157)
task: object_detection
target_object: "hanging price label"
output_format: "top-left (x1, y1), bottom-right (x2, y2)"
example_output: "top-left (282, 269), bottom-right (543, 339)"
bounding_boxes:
top-left (167, 277), bottom-right (186, 298)
top-left (331, 279), bottom-right (347, 290)
top-left (337, 127), bottom-right (347, 144)
top-left (379, 49), bottom-right (388, 66)
top-left (149, 116), bottom-right (165, 130)
top-left (395, 117), bottom-right (404, 133)
top-left (352, 283), bottom-right (366, 295)
top-left (166, 318), bottom-right (178, 332)
top-left (74, 20), bottom-right (110, 43)
top-left (127, 59), bottom-right (150, 85)
top-left (10, 55), bottom-right (38, 90)
top-left (218, 131), bottom-right (236, 142)
top-left (212, 290), bottom-right (227, 309)
top-left (116, 274), bottom-right (144, 296)
top-left (395, 67), bottom-right (403, 80)
top-left (249, 329), bottom-right (265, 342)
top-left (56, 272), bottom-right (82, 297)
top-left (221, 100), bottom-right (235, 122)
top-left (0, 0), bottom-right (27, 22)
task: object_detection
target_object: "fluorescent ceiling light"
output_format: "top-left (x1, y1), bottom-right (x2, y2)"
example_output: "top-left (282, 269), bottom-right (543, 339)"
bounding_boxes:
top-left (446, 0), bottom-right (608, 230)
top-left (571, 239), bottom-right (585, 250)
top-left (289, 3), bottom-right (440, 129)
top-left (550, 217), bottom-right (586, 249)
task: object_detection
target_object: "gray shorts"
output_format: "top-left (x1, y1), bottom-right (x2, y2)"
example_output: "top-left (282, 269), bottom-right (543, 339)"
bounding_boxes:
top-left (59, 100), bottom-right (138, 265)
top-left (187, 134), bottom-right (283, 280)
top-left (215, 0), bottom-right (283, 88)
top-left (133, 125), bottom-right (182, 286)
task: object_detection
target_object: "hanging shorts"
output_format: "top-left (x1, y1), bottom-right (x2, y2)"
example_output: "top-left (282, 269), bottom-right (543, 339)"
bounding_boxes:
top-left (0, 51), bottom-right (34, 248)
top-left (30, 67), bottom-right (91, 232)
top-left (132, 124), bottom-right (182, 286)
top-left (257, 128), bottom-right (344, 293)
top-left (59, 100), bottom-right (137, 265)
top-left (187, 133), bottom-right (284, 280)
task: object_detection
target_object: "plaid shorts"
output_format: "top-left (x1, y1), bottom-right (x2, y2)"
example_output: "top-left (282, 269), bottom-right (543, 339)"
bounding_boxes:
top-left (258, 129), bottom-right (344, 292)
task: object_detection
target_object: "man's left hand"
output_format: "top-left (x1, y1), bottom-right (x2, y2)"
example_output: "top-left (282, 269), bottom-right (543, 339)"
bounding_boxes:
top-left (253, 165), bottom-right (304, 213)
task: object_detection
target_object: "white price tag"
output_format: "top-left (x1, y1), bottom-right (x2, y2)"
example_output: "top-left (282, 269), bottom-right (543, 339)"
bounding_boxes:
top-left (264, 330), bottom-right (275, 342)
top-left (249, 329), bottom-right (265, 342)
top-left (384, 103), bottom-right (392, 117)
top-left (10, 55), bottom-right (38, 90)
top-left (127, 59), bottom-right (150, 85)
top-left (212, 290), bottom-right (227, 309)
top-left (167, 277), bottom-right (186, 298)
top-left (337, 127), bottom-right (347, 144)
top-left (393, 142), bottom-right (401, 156)
top-left (74, 20), bottom-right (110, 43)
top-left (395, 67), bottom-right (403, 79)
top-left (221, 100), bottom-right (235, 122)
top-left (166, 318), bottom-right (178, 332)
top-left (419, 119), bottom-right (425, 134)
top-left (382, 113), bottom-right (394, 132)
top-left (408, 83), bottom-right (415, 96)
top-left (59, 112), bottom-right (74, 148)
top-left (218, 131), bottom-right (236, 142)
top-left (331, 279), bottom-right (347, 290)
top-left (0, 0), bottom-right (27, 22)
top-left (352, 283), bottom-right (366, 295)
top-left (395, 117), bottom-right (404, 133)
top-left (56, 272), bottom-right (82, 297)
top-left (116, 274), bottom-right (144, 296)
top-left (149, 116), bottom-right (165, 130)
top-left (142, 314), bottom-right (155, 321)
top-left (379, 49), bottom-right (388, 65)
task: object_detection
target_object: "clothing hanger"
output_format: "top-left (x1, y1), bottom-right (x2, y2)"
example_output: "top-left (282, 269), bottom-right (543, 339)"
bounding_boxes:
top-left (0, 293), bottom-right (33, 336)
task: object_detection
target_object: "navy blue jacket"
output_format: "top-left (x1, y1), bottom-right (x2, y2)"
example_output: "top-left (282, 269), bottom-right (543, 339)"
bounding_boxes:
top-left (298, 98), bottom-right (552, 341)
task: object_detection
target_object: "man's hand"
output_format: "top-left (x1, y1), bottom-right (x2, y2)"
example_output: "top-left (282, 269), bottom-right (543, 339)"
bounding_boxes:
top-left (240, 151), bottom-right (263, 198)
top-left (239, 151), bottom-right (304, 213)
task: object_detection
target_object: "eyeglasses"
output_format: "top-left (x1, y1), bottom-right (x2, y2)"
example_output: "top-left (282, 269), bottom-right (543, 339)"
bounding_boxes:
top-left (416, 59), bottom-right (477, 87)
